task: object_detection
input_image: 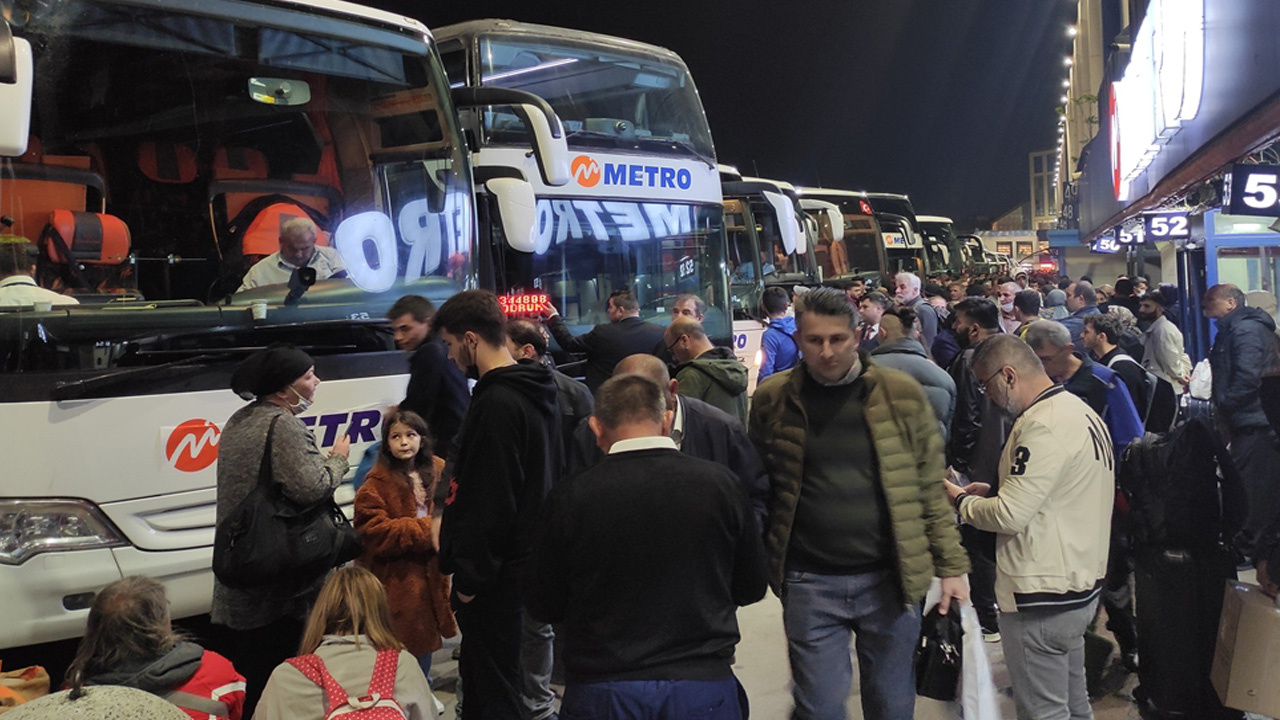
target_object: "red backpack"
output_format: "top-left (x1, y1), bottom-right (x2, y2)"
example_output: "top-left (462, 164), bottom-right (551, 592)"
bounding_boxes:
top-left (285, 649), bottom-right (408, 719)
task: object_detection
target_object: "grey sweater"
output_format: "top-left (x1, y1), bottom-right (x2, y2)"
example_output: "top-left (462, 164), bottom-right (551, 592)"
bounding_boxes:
top-left (211, 400), bottom-right (349, 630)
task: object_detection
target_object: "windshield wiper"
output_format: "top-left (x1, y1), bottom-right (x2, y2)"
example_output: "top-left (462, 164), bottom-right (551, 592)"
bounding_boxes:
top-left (51, 352), bottom-right (223, 401)
top-left (637, 137), bottom-right (716, 169)
top-left (566, 131), bottom-right (716, 169)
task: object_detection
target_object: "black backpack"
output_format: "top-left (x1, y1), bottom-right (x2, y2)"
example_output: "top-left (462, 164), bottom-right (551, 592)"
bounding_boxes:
top-left (1118, 415), bottom-right (1248, 549)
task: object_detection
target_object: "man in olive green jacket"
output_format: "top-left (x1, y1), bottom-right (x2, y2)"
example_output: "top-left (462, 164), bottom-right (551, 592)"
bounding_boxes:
top-left (748, 287), bottom-right (970, 720)
top-left (665, 317), bottom-right (750, 425)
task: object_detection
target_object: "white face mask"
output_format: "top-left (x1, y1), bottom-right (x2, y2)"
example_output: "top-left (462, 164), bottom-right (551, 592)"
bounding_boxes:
top-left (1001, 302), bottom-right (1014, 313)
top-left (287, 385), bottom-right (313, 415)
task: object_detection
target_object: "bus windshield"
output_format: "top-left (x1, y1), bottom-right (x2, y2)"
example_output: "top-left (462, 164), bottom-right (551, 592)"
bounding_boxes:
top-left (478, 34), bottom-right (714, 162)
top-left (1, 0), bottom-right (474, 373)
top-left (13, 0), bottom-right (470, 301)
top-left (495, 202), bottom-right (728, 335)
top-left (799, 194), bottom-right (885, 279)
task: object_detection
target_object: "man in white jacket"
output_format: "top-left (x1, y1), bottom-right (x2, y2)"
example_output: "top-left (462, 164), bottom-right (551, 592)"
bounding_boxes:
top-left (945, 334), bottom-right (1113, 720)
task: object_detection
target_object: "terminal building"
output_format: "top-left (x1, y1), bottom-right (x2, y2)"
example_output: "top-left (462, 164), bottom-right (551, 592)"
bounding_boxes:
top-left (1059, 0), bottom-right (1280, 358)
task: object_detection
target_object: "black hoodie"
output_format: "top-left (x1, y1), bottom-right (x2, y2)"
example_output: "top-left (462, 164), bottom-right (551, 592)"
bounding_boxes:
top-left (440, 360), bottom-right (562, 597)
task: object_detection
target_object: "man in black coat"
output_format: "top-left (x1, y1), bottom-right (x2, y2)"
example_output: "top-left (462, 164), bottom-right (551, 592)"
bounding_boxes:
top-left (525, 374), bottom-right (767, 719)
top-left (544, 290), bottom-right (666, 395)
top-left (388, 295), bottom-right (470, 461)
top-left (506, 319), bottom-right (591, 720)
top-left (1207, 283), bottom-right (1280, 562)
top-left (567, 353), bottom-right (769, 531)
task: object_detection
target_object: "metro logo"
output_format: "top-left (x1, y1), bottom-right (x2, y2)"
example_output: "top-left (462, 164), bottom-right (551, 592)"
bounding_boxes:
top-left (571, 156), bottom-right (602, 187)
top-left (166, 419), bottom-right (221, 473)
top-left (569, 154), bottom-right (693, 190)
top-left (162, 410), bottom-right (383, 473)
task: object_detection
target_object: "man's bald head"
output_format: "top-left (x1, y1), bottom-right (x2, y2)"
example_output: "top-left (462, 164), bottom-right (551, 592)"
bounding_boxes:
top-left (971, 334), bottom-right (1054, 415)
top-left (972, 333), bottom-right (1048, 381)
top-left (663, 318), bottom-right (710, 363)
top-left (615, 353), bottom-right (677, 408)
top-left (614, 353), bottom-right (670, 384)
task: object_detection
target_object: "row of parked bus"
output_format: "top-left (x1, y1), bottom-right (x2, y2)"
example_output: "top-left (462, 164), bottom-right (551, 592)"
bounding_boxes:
top-left (0, 4), bottom-right (1012, 651)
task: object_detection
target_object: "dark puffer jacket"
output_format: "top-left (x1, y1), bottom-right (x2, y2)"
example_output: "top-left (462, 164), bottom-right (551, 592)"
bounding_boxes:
top-left (747, 355), bottom-right (970, 600)
top-left (1210, 306), bottom-right (1280, 431)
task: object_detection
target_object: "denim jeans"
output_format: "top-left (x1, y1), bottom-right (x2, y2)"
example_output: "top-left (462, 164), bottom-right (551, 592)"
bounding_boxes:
top-left (560, 677), bottom-right (743, 720)
top-left (1000, 599), bottom-right (1098, 720)
top-left (521, 610), bottom-right (557, 720)
top-left (780, 569), bottom-right (920, 720)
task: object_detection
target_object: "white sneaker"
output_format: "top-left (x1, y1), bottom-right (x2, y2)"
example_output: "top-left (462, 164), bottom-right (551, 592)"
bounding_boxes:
top-left (431, 692), bottom-right (445, 716)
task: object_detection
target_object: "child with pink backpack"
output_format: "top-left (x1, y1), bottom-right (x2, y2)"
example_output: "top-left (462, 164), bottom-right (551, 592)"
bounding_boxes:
top-left (254, 567), bottom-right (438, 719)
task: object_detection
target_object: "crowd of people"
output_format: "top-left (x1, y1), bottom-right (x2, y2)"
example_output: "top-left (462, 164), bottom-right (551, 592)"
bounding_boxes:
top-left (19, 260), bottom-right (1280, 720)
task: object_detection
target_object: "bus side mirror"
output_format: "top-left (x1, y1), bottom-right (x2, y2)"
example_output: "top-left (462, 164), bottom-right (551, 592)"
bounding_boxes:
top-left (763, 191), bottom-right (799, 254)
top-left (799, 200), bottom-right (844, 243)
top-left (0, 22), bottom-right (33, 157)
top-left (453, 87), bottom-right (570, 187)
top-left (487, 177), bottom-right (544, 254)
top-left (823, 207), bottom-right (844, 241)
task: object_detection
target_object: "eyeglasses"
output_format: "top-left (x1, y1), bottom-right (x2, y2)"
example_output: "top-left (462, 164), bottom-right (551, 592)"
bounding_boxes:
top-left (976, 366), bottom-right (1009, 395)
top-left (666, 335), bottom-right (685, 355)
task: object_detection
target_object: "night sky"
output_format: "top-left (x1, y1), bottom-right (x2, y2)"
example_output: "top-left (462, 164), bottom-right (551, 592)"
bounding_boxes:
top-left (380, 0), bottom-right (1076, 227)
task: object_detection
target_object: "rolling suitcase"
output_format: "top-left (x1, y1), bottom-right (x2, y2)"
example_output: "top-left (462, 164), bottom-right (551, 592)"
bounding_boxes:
top-left (1133, 545), bottom-right (1241, 720)
top-left (1122, 416), bottom-right (1249, 720)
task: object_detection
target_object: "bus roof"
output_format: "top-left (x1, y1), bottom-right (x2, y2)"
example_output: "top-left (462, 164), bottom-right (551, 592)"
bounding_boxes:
top-left (266, 0), bottom-right (430, 37)
top-left (741, 176), bottom-right (797, 193)
top-left (865, 191), bottom-right (911, 201)
top-left (432, 19), bottom-right (688, 66)
top-left (796, 187), bottom-right (869, 199)
top-left (916, 215), bottom-right (954, 223)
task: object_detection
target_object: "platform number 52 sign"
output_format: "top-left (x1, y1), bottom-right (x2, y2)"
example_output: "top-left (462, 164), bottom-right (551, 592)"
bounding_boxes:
top-left (1227, 164), bottom-right (1280, 216)
top-left (1143, 211), bottom-right (1189, 240)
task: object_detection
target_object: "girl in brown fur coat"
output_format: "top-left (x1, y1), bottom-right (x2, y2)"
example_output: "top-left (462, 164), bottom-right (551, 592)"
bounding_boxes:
top-left (354, 410), bottom-right (457, 679)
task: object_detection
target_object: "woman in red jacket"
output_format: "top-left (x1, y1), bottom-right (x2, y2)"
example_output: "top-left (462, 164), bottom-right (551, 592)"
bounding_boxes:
top-left (354, 410), bottom-right (457, 678)
top-left (65, 576), bottom-right (245, 720)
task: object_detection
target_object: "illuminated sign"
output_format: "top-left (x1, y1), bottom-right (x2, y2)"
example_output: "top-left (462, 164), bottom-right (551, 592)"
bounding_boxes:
top-left (1143, 210), bottom-right (1190, 239)
top-left (535, 199), bottom-right (693, 247)
top-left (1091, 236), bottom-right (1122, 254)
top-left (1225, 163), bottom-right (1280, 216)
top-left (334, 190), bottom-right (472, 293)
top-left (1110, 0), bottom-right (1205, 200)
top-left (570, 154), bottom-right (693, 190)
top-left (499, 292), bottom-right (550, 315)
top-left (883, 232), bottom-right (905, 248)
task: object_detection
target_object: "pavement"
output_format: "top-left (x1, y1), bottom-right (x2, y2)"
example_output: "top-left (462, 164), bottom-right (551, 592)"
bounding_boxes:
top-left (424, 592), bottom-right (1150, 719)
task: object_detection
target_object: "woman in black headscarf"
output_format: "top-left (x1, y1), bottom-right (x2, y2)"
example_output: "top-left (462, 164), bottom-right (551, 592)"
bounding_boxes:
top-left (210, 346), bottom-right (351, 717)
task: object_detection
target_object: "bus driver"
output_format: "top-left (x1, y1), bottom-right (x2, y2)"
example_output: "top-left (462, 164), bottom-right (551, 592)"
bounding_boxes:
top-left (237, 217), bottom-right (348, 292)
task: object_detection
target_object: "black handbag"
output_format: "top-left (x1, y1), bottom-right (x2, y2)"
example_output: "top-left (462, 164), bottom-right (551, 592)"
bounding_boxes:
top-left (213, 416), bottom-right (361, 589)
top-left (914, 599), bottom-right (963, 701)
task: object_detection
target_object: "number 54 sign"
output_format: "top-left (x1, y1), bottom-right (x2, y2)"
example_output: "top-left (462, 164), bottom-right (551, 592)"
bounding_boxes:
top-left (1143, 211), bottom-right (1189, 240)
top-left (1227, 164), bottom-right (1280, 216)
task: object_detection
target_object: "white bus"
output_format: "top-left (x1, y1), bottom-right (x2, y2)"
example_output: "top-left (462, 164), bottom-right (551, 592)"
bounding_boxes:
top-left (0, 0), bottom-right (565, 651)
top-left (434, 20), bottom-right (732, 352)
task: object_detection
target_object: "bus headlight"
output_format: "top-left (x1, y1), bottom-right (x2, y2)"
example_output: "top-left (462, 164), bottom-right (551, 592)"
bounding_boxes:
top-left (0, 500), bottom-right (127, 565)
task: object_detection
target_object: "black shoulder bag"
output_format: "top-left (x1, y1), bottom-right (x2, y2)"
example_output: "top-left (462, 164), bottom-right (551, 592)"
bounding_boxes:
top-left (213, 416), bottom-right (361, 589)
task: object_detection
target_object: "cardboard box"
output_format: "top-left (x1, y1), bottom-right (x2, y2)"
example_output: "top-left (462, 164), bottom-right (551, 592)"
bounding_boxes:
top-left (1212, 580), bottom-right (1280, 717)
